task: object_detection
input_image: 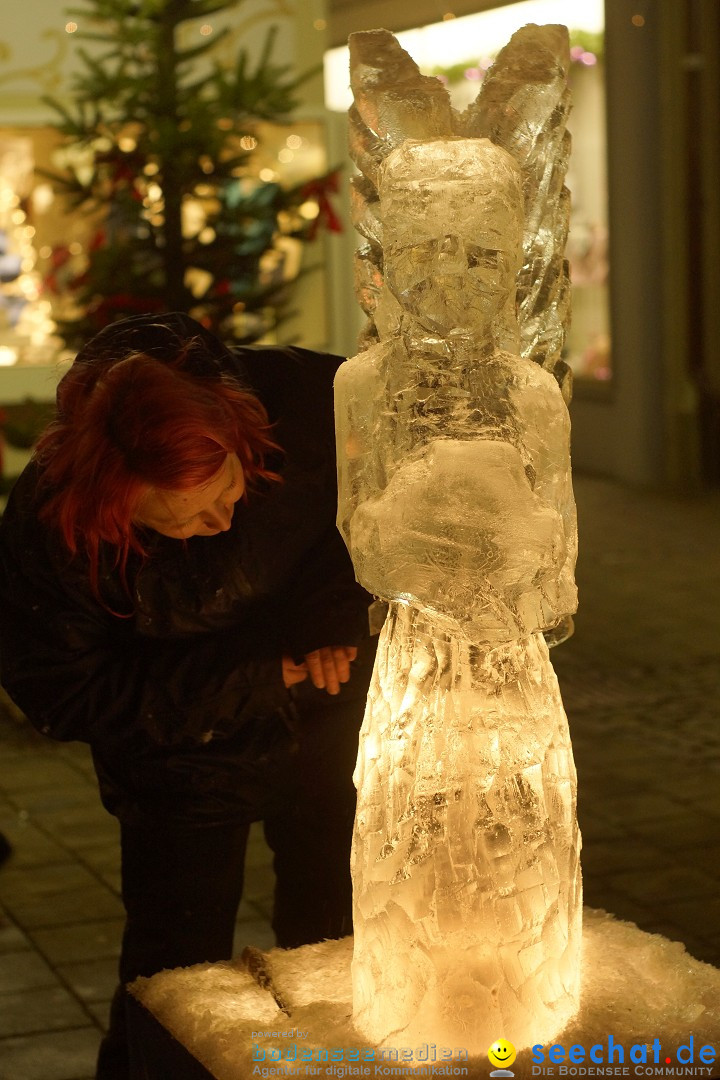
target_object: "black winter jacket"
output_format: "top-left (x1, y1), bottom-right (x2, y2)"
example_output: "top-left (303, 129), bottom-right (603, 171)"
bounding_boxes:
top-left (0, 314), bottom-right (372, 824)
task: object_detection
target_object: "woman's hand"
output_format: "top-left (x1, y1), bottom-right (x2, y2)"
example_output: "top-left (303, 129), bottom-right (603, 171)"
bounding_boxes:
top-left (281, 646), bottom-right (358, 695)
top-left (282, 656), bottom-right (309, 688)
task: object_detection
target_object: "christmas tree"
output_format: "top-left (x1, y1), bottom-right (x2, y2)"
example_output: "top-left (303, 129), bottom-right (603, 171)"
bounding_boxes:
top-left (42, 0), bottom-right (340, 347)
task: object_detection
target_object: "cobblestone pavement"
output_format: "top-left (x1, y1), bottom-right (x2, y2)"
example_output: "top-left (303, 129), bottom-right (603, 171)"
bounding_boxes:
top-left (0, 474), bottom-right (718, 1079)
top-left (551, 478), bottom-right (720, 970)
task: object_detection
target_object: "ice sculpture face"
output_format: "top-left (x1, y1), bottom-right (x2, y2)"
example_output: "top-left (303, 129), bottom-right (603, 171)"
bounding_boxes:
top-left (381, 140), bottom-right (522, 338)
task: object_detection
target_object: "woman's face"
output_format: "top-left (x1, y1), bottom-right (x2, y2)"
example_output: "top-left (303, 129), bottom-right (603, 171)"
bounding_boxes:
top-left (134, 453), bottom-right (245, 539)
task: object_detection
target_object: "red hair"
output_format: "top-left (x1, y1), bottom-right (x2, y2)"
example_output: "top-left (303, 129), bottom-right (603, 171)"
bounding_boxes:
top-left (36, 348), bottom-right (281, 601)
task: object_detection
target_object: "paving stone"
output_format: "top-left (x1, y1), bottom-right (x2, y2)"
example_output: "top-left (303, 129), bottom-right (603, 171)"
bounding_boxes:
top-left (55, 742), bottom-right (95, 769)
top-left (10, 785), bottom-right (100, 814)
top-left (0, 917), bottom-right (30, 954)
top-left (30, 919), bottom-right (124, 964)
top-left (0, 862), bottom-right (101, 903)
top-left (0, 985), bottom-right (89, 1037)
top-left (659, 895), bottom-right (720, 945)
top-left (575, 813), bottom-right (627, 843)
top-left (675, 938), bottom-right (720, 968)
top-left (580, 886), bottom-right (655, 933)
top-left (84, 998), bottom-right (112, 1032)
top-left (243, 861), bottom-right (275, 903)
top-left (31, 808), bottom-right (119, 851)
top-left (0, 818), bottom-right (69, 868)
top-left (39, 825), bottom-right (120, 856)
top-left (0, 1026), bottom-right (101, 1080)
top-left (638, 920), bottom-right (693, 945)
top-left (245, 824), bottom-right (274, 869)
top-left (235, 898), bottom-right (262, 922)
top-left (97, 868), bottom-right (122, 892)
top-left (0, 949), bottom-right (59, 992)
top-left (625, 811), bottom-right (720, 851)
top-left (0, 759), bottom-right (88, 793)
top-left (56, 956), bottom-right (119, 1003)
top-left (233, 918), bottom-right (276, 955)
top-left (4, 884), bottom-right (124, 930)
top-left (76, 843), bottom-right (121, 874)
top-left (580, 838), bottom-right (661, 877)
top-left (606, 865), bottom-right (720, 905)
top-left (596, 790), bottom-right (691, 824)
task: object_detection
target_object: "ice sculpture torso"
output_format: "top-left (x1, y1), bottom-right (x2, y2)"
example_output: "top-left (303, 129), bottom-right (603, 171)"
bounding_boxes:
top-left (335, 28), bottom-right (582, 1054)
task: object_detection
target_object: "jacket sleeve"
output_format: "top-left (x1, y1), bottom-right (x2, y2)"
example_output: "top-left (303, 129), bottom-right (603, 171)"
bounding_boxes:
top-left (281, 524), bottom-right (372, 660)
top-left (0, 527), bottom-right (289, 750)
top-left (246, 345), bottom-right (372, 660)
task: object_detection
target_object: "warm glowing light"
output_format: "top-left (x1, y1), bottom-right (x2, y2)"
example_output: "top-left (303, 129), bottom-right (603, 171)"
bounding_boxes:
top-left (65, 21), bottom-right (78, 33)
top-left (11, 209), bottom-right (26, 225)
top-left (443, 12), bottom-right (456, 20)
top-left (278, 148), bottom-right (294, 163)
top-left (299, 200), bottom-right (320, 220)
top-left (198, 227), bottom-right (216, 244)
top-left (144, 162), bottom-right (160, 175)
top-left (631, 13), bottom-right (645, 26)
top-left (147, 182), bottom-right (163, 202)
top-left (118, 137), bottom-right (137, 152)
top-left (68, 242), bottom-right (83, 255)
top-left (31, 183), bottom-right (55, 213)
top-left (259, 168), bottom-right (277, 182)
top-left (181, 198), bottom-right (206, 237)
top-left (286, 134), bottom-right (303, 149)
top-left (200, 23), bottom-right (213, 35)
top-left (239, 135), bottom-right (257, 150)
top-left (0, 347), bottom-right (18, 366)
top-left (200, 157), bottom-right (214, 174)
top-left (38, 245), bottom-right (52, 259)
top-left (184, 266), bottom-right (213, 297)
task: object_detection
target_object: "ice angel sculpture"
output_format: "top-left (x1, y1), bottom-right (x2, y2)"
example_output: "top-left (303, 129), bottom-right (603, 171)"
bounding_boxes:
top-left (335, 26), bottom-right (582, 1054)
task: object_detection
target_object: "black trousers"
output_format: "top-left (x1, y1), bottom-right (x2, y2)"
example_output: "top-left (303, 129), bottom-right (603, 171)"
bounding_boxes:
top-left (96, 643), bottom-right (374, 1080)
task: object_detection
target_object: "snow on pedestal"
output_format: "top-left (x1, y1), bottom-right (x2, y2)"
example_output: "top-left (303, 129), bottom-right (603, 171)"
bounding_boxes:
top-left (131, 912), bottom-right (720, 1079)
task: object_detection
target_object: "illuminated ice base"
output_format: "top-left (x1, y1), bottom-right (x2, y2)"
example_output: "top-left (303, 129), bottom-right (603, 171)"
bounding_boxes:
top-left (132, 909), bottom-right (720, 1080)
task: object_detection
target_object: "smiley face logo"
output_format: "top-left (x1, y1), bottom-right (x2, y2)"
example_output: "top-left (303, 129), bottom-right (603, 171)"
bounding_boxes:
top-left (488, 1038), bottom-right (517, 1070)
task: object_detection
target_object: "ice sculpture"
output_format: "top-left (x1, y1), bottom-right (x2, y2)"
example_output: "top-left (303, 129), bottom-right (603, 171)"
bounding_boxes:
top-left (334, 26), bottom-right (581, 1053)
